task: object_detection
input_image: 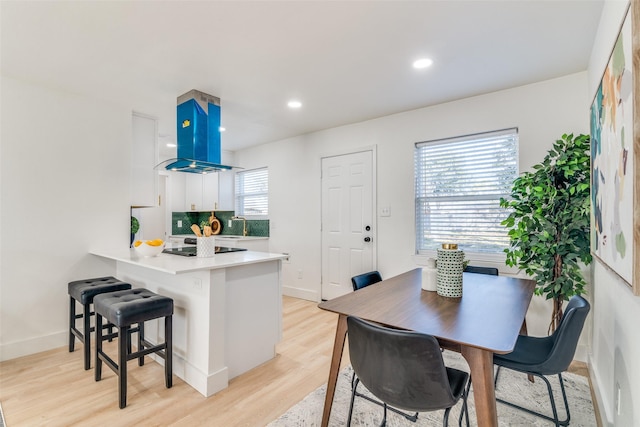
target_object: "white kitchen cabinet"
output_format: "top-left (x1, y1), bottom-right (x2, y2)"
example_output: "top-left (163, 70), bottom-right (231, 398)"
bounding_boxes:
top-left (169, 173), bottom-right (186, 212)
top-left (217, 170), bottom-right (234, 210)
top-left (184, 174), bottom-right (202, 211)
top-left (182, 173), bottom-right (219, 211)
top-left (131, 112), bottom-right (158, 207)
top-left (201, 173), bottom-right (219, 210)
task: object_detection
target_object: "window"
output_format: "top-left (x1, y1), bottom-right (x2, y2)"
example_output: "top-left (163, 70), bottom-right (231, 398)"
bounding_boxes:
top-left (235, 167), bottom-right (268, 216)
top-left (414, 128), bottom-right (518, 254)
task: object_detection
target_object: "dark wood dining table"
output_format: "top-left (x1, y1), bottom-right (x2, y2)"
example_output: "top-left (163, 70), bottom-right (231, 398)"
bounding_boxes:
top-left (318, 268), bottom-right (535, 427)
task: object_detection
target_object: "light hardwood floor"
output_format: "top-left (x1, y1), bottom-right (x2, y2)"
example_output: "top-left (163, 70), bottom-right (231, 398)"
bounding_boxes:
top-left (0, 296), bottom-right (591, 427)
top-left (0, 296), bottom-right (348, 426)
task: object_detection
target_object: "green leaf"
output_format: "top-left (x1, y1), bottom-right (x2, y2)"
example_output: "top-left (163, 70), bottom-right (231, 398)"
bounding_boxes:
top-left (501, 132), bottom-right (591, 329)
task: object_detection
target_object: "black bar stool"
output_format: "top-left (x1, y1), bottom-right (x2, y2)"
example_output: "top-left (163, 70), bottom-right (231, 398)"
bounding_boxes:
top-left (94, 288), bottom-right (173, 409)
top-left (68, 276), bottom-right (132, 370)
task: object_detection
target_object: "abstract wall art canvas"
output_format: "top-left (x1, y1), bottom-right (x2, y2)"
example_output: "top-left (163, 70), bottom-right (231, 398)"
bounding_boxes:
top-left (590, 3), bottom-right (640, 294)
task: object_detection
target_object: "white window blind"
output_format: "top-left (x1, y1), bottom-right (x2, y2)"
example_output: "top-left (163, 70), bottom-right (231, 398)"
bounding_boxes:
top-left (235, 167), bottom-right (268, 216)
top-left (415, 128), bottom-right (518, 253)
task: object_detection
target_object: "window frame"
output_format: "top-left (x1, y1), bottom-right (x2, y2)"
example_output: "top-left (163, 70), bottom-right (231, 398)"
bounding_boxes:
top-left (414, 128), bottom-right (519, 259)
top-left (234, 167), bottom-right (269, 218)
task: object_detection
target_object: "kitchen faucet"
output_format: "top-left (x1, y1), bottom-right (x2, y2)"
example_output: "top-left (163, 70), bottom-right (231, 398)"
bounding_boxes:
top-left (232, 216), bottom-right (248, 236)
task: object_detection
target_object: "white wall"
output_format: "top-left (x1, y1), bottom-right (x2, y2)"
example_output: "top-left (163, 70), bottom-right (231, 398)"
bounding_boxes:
top-left (0, 76), bottom-right (128, 360)
top-left (0, 69), bottom-right (597, 372)
top-left (236, 72), bottom-right (591, 348)
top-left (586, 1), bottom-right (640, 425)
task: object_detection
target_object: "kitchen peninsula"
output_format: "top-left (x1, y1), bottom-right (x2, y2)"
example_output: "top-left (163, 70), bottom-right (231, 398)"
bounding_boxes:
top-left (90, 246), bottom-right (287, 397)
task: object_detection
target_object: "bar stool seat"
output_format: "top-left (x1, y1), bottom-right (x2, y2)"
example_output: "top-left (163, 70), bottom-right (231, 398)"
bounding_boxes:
top-left (68, 276), bottom-right (132, 370)
top-left (94, 288), bottom-right (173, 409)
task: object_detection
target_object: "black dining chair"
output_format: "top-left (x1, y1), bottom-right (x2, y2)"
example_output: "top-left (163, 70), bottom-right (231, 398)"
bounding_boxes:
top-left (493, 295), bottom-right (590, 426)
top-left (350, 270), bottom-right (405, 417)
top-left (351, 271), bottom-right (382, 291)
top-left (463, 265), bottom-right (499, 275)
top-left (346, 316), bottom-right (470, 427)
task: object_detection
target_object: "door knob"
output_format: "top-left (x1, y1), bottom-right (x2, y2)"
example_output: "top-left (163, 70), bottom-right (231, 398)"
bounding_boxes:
top-left (364, 237), bottom-right (371, 242)
top-left (365, 225), bottom-right (371, 231)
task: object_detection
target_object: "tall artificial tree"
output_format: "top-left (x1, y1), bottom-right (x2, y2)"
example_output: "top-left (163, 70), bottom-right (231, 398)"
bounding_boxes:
top-left (500, 133), bottom-right (592, 332)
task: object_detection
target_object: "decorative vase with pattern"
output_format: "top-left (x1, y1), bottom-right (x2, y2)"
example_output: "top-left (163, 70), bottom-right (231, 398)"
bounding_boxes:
top-left (436, 244), bottom-right (464, 297)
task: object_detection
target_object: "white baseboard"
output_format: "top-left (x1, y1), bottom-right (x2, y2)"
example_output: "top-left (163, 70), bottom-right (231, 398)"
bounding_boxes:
top-left (282, 285), bottom-right (318, 302)
top-left (574, 343), bottom-right (589, 363)
top-left (588, 354), bottom-right (613, 427)
top-left (149, 345), bottom-right (229, 398)
top-left (0, 330), bottom-right (66, 362)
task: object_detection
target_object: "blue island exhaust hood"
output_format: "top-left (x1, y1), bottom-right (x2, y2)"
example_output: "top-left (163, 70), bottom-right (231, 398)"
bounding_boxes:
top-left (156, 90), bottom-right (234, 173)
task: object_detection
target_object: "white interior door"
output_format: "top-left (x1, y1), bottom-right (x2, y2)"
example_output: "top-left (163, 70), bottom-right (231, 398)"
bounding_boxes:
top-left (321, 150), bottom-right (375, 300)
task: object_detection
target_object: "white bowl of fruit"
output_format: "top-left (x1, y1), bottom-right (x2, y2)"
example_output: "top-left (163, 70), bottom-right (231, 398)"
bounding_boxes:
top-left (133, 239), bottom-right (165, 257)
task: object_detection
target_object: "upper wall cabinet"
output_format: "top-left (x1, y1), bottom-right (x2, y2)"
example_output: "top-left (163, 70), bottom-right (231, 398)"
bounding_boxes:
top-left (217, 170), bottom-right (234, 210)
top-left (171, 173), bottom-right (219, 212)
top-left (201, 173), bottom-right (219, 211)
top-left (131, 112), bottom-right (158, 207)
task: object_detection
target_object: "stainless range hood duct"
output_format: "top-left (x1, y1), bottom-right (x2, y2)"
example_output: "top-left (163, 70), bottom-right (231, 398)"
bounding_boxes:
top-left (156, 90), bottom-right (234, 173)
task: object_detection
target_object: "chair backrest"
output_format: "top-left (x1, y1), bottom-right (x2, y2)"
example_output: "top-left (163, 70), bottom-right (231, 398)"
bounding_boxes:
top-left (351, 271), bottom-right (382, 291)
top-left (464, 265), bottom-right (499, 276)
top-left (541, 295), bottom-right (591, 374)
top-left (347, 316), bottom-right (458, 412)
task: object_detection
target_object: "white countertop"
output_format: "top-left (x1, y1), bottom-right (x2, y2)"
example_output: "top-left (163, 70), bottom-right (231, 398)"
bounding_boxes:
top-left (90, 247), bottom-right (287, 275)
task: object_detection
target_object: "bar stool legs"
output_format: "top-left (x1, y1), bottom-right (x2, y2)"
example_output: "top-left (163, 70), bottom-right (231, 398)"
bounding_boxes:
top-left (68, 277), bottom-right (131, 370)
top-left (68, 295), bottom-right (92, 369)
top-left (95, 315), bottom-right (173, 408)
top-left (94, 288), bottom-right (173, 409)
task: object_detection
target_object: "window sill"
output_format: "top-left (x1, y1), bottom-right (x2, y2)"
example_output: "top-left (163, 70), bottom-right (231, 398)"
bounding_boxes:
top-left (414, 250), bottom-right (523, 276)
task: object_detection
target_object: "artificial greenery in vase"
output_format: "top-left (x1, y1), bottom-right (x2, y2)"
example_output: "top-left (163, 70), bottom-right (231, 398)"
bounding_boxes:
top-left (500, 133), bottom-right (592, 333)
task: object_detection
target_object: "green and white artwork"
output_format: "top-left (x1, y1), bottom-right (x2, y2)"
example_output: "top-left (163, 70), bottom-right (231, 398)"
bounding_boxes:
top-left (590, 8), bottom-right (634, 285)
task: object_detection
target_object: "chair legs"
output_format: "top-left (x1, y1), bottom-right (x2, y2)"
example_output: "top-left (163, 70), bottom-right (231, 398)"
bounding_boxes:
top-left (349, 374), bottom-right (419, 423)
top-left (458, 379), bottom-right (471, 427)
top-left (495, 368), bottom-right (571, 427)
top-left (443, 407), bottom-right (451, 427)
top-left (348, 376), bottom-right (469, 427)
top-left (347, 378), bottom-right (391, 427)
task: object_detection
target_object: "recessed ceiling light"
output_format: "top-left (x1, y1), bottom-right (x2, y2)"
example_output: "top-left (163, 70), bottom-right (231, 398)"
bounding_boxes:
top-left (166, 143), bottom-right (177, 148)
top-left (413, 58), bottom-right (434, 69)
top-left (287, 100), bottom-right (302, 109)
top-left (219, 126), bottom-right (226, 132)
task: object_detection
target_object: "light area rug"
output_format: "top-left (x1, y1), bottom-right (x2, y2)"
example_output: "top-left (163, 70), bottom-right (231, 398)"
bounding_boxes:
top-left (268, 351), bottom-right (596, 426)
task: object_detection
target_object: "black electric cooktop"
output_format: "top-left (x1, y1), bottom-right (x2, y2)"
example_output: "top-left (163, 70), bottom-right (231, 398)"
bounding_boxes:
top-left (162, 246), bottom-right (247, 257)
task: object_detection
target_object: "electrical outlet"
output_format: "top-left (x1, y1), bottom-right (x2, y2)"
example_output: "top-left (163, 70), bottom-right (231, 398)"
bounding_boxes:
top-left (298, 269), bottom-right (303, 279)
top-left (177, 220), bottom-right (183, 228)
top-left (192, 278), bottom-right (202, 291)
top-left (380, 206), bottom-right (391, 217)
top-left (228, 219), bottom-right (233, 227)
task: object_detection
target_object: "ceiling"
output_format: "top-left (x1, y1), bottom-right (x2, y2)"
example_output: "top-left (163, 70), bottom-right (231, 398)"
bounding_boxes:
top-left (1, 1), bottom-right (604, 159)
